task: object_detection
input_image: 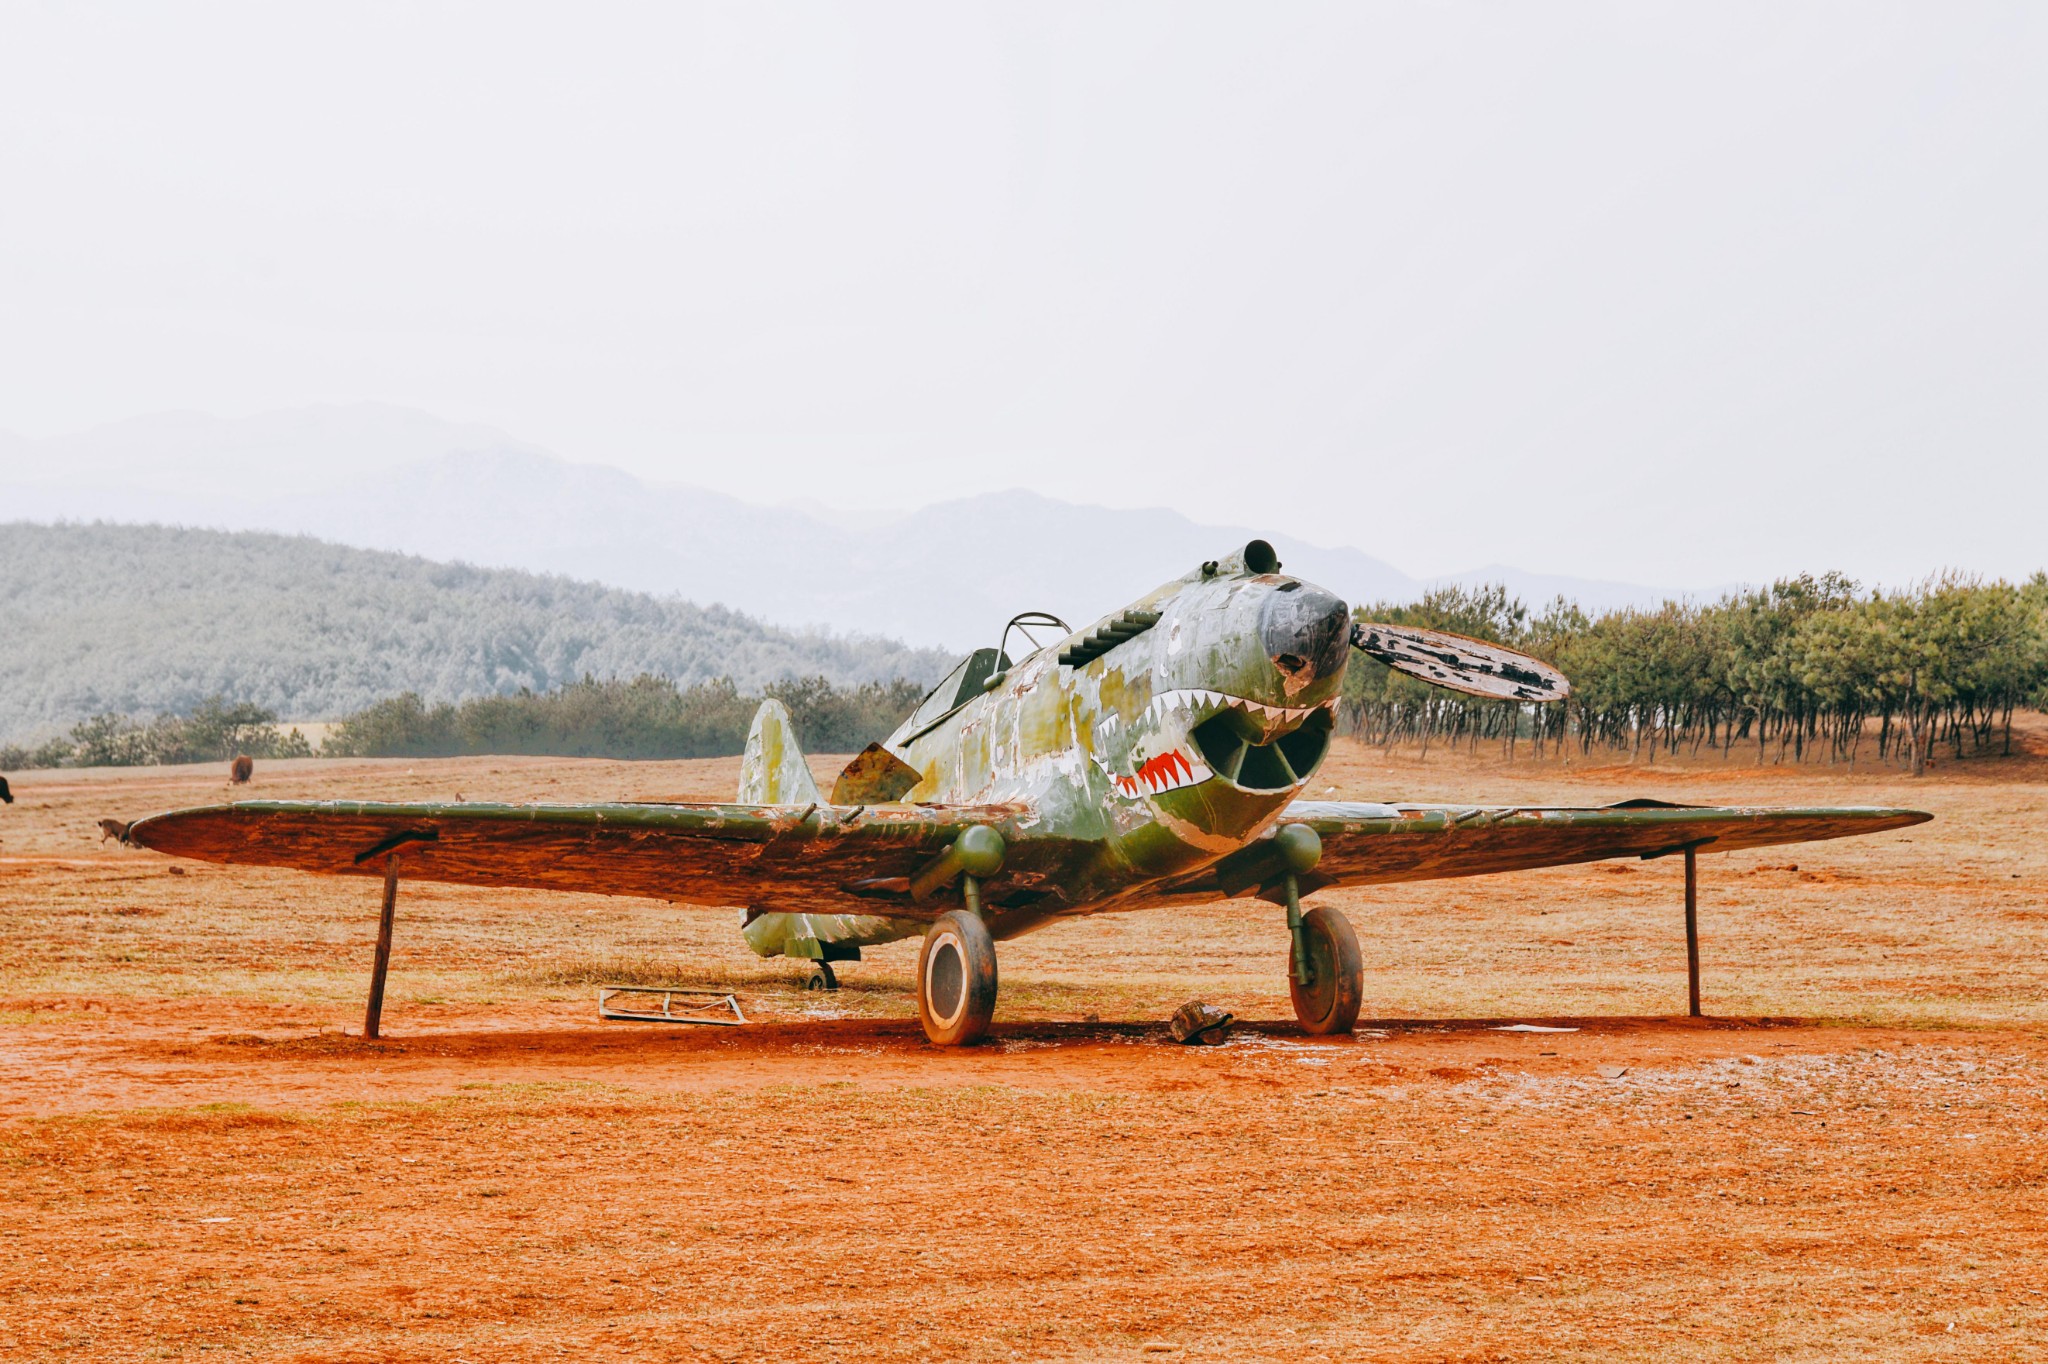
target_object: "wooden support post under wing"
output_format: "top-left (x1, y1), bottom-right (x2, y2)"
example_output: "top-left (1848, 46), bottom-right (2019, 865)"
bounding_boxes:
top-left (1685, 845), bottom-right (1701, 1019)
top-left (365, 854), bottom-right (400, 1040)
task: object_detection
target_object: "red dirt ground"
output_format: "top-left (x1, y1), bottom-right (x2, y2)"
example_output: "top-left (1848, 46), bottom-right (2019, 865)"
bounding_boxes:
top-left (3, 735), bottom-right (2046, 1361)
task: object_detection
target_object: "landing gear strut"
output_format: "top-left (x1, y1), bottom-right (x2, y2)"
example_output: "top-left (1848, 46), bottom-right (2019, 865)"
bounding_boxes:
top-left (917, 909), bottom-right (998, 1046)
top-left (1268, 826), bottom-right (1362, 1035)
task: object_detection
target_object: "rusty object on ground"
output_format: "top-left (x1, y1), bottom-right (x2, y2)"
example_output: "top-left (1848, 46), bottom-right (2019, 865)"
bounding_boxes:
top-left (1170, 1000), bottom-right (1234, 1045)
top-left (230, 755), bottom-right (254, 785)
top-left (597, 985), bottom-right (746, 1026)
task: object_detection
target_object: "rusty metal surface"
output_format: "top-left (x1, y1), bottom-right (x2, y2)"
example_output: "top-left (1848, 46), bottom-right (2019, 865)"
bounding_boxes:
top-left (830, 743), bottom-right (920, 804)
top-left (596, 986), bottom-right (746, 1026)
top-left (126, 799), bottom-right (1082, 924)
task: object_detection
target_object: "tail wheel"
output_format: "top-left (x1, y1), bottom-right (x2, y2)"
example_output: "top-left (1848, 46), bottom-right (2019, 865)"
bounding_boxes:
top-left (918, 910), bottom-right (999, 1046)
top-left (1289, 904), bottom-right (1363, 1035)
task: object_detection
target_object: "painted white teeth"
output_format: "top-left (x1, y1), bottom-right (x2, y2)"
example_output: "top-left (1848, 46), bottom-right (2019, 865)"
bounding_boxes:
top-left (1102, 689), bottom-right (1312, 742)
top-left (1149, 687), bottom-right (1309, 718)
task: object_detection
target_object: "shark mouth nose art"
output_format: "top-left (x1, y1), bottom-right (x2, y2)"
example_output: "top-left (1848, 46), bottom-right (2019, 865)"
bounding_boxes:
top-left (1094, 690), bottom-right (1331, 797)
top-left (1190, 704), bottom-right (1333, 791)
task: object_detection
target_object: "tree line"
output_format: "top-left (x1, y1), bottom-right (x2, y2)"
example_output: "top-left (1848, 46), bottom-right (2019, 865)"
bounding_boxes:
top-left (2, 675), bottom-right (927, 769)
top-left (319, 675), bottom-right (926, 759)
top-left (0, 697), bottom-right (315, 770)
top-left (12, 572), bottom-right (2044, 775)
top-left (1341, 573), bottom-right (2048, 773)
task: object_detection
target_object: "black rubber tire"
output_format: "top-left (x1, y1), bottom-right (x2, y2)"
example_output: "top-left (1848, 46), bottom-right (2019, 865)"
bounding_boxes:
top-left (918, 910), bottom-right (999, 1046)
top-left (1288, 904), bottom-right (1364, 1036)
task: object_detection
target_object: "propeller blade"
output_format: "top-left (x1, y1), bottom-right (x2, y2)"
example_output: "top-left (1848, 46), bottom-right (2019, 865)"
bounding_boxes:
top-left (1351, 623), bottom-right (1570, 701)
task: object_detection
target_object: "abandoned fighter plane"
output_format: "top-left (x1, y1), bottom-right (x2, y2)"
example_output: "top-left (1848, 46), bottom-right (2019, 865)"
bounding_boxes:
top-left (125, 540), bottom-right (1929, 1045)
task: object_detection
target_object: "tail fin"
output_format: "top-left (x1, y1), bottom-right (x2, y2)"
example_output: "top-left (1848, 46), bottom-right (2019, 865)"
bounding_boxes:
top-left (738, 700), bottom-right (823, 806)
top-left (735, 699), bottom-right (918, 963)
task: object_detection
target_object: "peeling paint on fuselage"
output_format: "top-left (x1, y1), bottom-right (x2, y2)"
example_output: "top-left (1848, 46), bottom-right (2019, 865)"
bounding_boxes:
top-left (875, 547), bottom-right (1351, 941)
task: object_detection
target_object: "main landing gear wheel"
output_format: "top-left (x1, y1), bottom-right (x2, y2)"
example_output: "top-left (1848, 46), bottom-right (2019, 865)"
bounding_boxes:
top-left (1289, 904), bottom-right (1364, 1036)
top-left (918, 910), bottom-right (998, 1046)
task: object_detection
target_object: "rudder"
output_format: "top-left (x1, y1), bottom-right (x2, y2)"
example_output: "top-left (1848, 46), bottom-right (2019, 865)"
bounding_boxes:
top-left (738, 699), bottom-right (822, 806)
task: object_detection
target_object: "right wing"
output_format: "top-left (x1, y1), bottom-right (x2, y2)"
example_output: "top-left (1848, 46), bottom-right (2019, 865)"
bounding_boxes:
top-left (1291, 800), bottom-right (1930, 888)
top-left (1151, 798), bottom-right (1929, 903)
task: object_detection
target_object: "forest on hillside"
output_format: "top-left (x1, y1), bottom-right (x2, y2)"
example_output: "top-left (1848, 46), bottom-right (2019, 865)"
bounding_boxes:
top-left (0, 522), bottom-right (948, 742)
top-left (1341, 572), bottom-right (2048, 773)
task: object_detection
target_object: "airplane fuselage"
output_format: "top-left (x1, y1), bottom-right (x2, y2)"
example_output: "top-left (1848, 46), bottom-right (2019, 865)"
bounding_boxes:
top-left (878, 542), bottom-right (1352, 936)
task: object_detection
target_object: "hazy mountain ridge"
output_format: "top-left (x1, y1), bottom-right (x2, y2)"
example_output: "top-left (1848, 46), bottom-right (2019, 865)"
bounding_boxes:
top-left (0, 523), bottom-right (948, 743)
top-left (0, 405), bottom-right (1702, 649)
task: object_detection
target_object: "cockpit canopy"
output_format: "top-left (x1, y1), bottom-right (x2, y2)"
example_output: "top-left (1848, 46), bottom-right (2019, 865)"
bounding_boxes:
top-left (896, 611), bottom-right (1073, 744)
top-left (900, 646), bottom-right (1009, 740)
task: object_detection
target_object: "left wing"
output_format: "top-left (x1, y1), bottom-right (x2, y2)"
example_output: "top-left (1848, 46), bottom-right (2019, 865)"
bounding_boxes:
top-left (125, 799), bottom-right (1055, 918)
top-left (1152, 798), bottom-right (1929, 903)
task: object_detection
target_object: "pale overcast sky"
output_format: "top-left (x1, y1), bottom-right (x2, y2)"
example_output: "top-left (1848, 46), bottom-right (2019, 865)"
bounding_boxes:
top-left (1, 3), bottom-right (2042, 587)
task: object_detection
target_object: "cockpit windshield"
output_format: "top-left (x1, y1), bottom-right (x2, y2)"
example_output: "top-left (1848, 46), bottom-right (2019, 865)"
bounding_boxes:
top-left (896, 612), bottom-right (1075, 743)
top-left (902, 647), bottom-right (1009, 737)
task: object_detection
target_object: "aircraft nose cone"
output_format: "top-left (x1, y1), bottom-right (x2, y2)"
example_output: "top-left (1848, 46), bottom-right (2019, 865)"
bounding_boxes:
top-left (1261, 584), bottom-right (1351, 697)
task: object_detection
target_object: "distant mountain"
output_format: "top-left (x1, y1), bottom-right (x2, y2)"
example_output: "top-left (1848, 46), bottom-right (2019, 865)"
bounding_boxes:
top-left (0, 523), bottom-right (948, 743)
top-left (0, 404), bottom-right (1700, 649)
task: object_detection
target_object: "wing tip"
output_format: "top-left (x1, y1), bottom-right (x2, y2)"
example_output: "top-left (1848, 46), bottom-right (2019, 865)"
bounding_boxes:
top-left (123, 804), bottom-right (242, 859)
top-left (123, 810), bottom-right (178, 852)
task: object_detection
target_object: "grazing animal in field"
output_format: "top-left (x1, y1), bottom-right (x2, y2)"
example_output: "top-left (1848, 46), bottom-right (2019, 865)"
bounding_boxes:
top-left (98, 818), bottom-right (132, 844)
top-left (230, 754), bottom-right (254, 785)
top-left (0, 775), bottom-right (12, 804)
